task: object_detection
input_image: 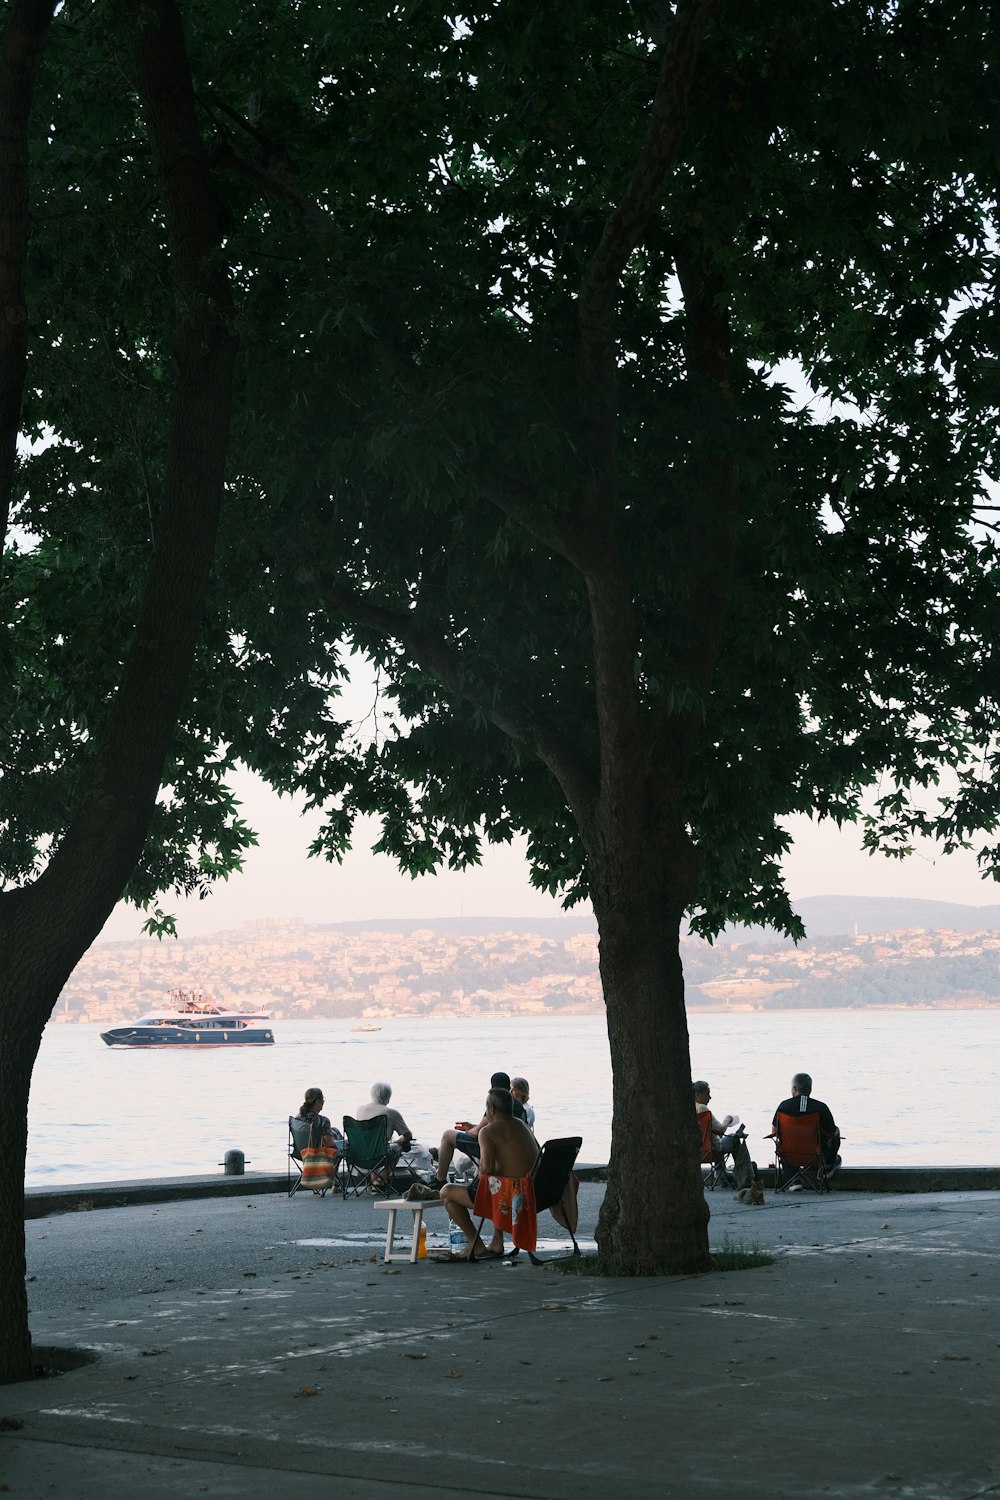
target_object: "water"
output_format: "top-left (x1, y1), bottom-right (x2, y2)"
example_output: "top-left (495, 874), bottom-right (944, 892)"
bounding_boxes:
top-left (25, 1009), bottom-right (1000, 1186)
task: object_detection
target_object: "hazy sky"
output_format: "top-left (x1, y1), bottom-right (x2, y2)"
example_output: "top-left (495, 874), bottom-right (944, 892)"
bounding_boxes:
top-left (99, 763), bottom-right (999, 942)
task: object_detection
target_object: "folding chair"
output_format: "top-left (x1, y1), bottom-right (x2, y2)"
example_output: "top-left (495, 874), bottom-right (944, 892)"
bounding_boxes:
top-left (388, 1141), bottom-right (422, 1194)
top-left (341, 1114), bottom-right (395, 1197)
top-left (772, 1110), bottom-right (828, 1193)
top-left (527, 1136), bottom-right (583, 1262)
top-left (698, 1111), bottom-right (735, 1190)
top-left (288, 1115), bottom-right (334, 1197)
top-left (471, 1136), bottom-right (583, 1264)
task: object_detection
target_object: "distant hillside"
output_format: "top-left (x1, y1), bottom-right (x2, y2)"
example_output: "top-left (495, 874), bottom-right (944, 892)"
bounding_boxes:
top-left (109, 901), bottom-right (1000, 947)
top-left (71, 902), bottom-right (1000, 1018)
top-left (726, 895), bottom-right (1000, 942)
top-left (313, 914), bottom-right (597, 937)
top-left (321, 902), bottom-right (1000, 941)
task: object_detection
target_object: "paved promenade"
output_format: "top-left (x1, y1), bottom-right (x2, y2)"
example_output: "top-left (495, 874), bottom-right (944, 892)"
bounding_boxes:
top-left (4, 1181), bottom-right (1000, 1498)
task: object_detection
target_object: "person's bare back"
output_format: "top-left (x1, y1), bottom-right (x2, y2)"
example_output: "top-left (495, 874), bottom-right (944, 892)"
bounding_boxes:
top-left (478, 1106), bottom-right (538, 1181)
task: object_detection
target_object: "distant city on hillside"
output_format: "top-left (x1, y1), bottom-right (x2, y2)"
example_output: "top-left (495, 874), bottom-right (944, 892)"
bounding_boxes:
top-left (56, 895), bottom-right (1000, 1022)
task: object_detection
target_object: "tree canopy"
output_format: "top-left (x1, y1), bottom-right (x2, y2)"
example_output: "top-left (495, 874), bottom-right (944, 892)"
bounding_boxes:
top-left (9, 0), bottom-right (1000, 932)
top-left (4, 0), bottom-right (1000, 1312)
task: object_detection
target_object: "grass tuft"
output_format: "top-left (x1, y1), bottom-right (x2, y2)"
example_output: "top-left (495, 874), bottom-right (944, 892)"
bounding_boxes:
top-left (711, 1234), bottom-right (773, 1271)
top-left (545, 1239), bottom-right (773, 1276)
top-left (546, 1253), bottom-right (603, 1276)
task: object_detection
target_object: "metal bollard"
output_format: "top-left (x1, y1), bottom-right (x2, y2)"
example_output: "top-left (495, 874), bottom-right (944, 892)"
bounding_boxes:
top-left (221, 1148), bottom-right (246, 1175)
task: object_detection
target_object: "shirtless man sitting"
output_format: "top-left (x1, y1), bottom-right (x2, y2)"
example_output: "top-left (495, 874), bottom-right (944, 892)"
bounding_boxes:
top-left (436, 1088), bottom-right (539, 1261)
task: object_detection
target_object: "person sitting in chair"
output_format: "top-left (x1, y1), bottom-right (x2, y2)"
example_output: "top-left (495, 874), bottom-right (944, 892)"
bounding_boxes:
top-left (771, 1072), bottom-right (841, 1169)
top-left (694, 1080), bottom-right (743, 1162)
top-left (354, 1082), bottom-right (413, 1152)
top-left (353, 1081), bottom-right (414, 1188)
top-left (434, 1087), bottom-right (539, 1261)
top-left (511, 1077), bottom-right (535, 1130)
top-left (295, 1087), bottom-right (338, 1149)
top-left (406, 1071), bottom-right (525, 1200)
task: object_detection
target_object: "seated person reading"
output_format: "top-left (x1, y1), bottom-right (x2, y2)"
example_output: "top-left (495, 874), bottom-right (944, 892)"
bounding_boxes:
top-left (693, 1079), bottom-right (742, 1161)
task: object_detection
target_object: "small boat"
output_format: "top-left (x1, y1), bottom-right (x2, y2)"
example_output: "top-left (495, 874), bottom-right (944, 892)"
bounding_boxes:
top-left (351, 1024), bottom-right (382, 1033)
top-left (101, 996), bottom-right (274, 1048)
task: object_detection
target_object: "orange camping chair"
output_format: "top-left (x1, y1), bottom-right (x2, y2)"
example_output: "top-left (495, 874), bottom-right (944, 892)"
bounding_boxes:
top-left (698, 1111), bottom-right (733, 1191)
top-left (772, 1110), bottom-right (828, 1193)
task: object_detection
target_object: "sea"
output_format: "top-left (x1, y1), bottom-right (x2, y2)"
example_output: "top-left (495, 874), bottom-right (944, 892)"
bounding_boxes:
top-left (25, 1009), bottom-right (1000, 1187)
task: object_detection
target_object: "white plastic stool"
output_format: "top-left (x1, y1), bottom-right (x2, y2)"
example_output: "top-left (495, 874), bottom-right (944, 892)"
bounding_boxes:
top-left (374, 1197), bottom-right (446, 1263)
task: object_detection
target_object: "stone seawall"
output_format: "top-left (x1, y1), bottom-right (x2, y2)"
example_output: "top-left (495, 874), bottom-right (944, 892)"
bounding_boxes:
top-left (23, 1162), bottom-right (1000, 1218)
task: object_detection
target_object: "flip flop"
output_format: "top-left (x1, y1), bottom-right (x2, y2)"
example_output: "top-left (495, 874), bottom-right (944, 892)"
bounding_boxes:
top-left (429, 1247), bottom-right (502, 1263)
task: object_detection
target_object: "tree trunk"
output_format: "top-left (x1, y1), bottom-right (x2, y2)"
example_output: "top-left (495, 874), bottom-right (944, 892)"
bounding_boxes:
top-left (591, 836), bottom-right (711, 1276)
top-left (0, 895), bottom-right (86, 1381)
top-left (0, 937), bottom-right (47, 1382)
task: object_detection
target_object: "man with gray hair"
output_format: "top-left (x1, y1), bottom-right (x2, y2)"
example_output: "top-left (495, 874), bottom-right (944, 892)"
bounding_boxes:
top-left (355, 1082), bottom-right (413, 1153)
top-left (693, 1080), bottom-right (742, 1162)
top-left (772, 1073), bottom-right (841, 1169)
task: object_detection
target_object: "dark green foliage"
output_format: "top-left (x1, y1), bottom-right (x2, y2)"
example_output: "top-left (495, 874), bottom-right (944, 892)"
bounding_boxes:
top-left (6, 0), bottom-right (1000, 932)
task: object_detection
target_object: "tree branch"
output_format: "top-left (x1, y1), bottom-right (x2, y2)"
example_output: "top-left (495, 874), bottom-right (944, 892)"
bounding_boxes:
top-left (317, 576), bottom-right (600, 825)
top-left (567, 1), bottom-right (719, 822)
top-left (0, 0), bottom-right (57, 549)
top-left (479, 474), bottom-right (596, 570)
top-left (207, 134), bottom-right (331, 231)
top-left (577, 0), bottom-right (718, 394)
top-left (646, 248), bottom-right (738, 776)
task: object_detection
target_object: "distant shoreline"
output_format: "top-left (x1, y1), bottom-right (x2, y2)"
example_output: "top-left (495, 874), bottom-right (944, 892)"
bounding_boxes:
top-left (49, 1000), bottom-right (1000, 1026)
top-left (67, 903), bottom-right (1000, 1025)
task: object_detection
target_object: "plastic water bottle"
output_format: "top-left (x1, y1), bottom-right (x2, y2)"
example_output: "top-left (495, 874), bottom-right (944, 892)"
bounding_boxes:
top-left (417, 1223), bottom-right (428, 1260)
top-left (450, 1221), bottom-right (465, 1255)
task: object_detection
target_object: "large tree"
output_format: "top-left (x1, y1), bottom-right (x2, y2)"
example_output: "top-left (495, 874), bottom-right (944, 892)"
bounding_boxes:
top-left (6, 1), bottom-right (1000, 1389)
top-left (0, 0), bottom-right (241, 1383)
top-left (185, 0), bottom-right (998, 1274)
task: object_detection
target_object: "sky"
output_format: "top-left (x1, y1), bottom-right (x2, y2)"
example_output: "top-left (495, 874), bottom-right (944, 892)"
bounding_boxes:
top-left (98, 762), bottom-right (1000, 943)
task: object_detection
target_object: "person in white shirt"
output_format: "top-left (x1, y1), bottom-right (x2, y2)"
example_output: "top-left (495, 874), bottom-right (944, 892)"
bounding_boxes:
top-left (511, 1077), bottom-right (535, 1130)
top-left (693, 1080), bottom-right (741, 1158)
top-left (355, 1082), bottom-right (413, 1152)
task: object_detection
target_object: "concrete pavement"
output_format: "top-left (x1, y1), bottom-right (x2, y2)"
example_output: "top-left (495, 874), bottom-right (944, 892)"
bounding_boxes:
top-left (4, 1181), bottom-right (1000, 1498)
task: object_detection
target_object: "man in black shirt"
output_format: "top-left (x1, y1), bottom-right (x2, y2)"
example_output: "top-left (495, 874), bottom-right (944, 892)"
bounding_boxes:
top-left (772, 1072), bottom-right (841, 1169)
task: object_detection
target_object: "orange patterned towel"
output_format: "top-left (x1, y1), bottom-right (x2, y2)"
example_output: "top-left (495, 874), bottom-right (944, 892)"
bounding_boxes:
top-left (473, 1171), bottom-right (538, 1251)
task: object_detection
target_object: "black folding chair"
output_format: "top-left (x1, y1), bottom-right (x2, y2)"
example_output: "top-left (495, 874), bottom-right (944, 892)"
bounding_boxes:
top-left (471, 1136), bottom-right (583, 1264)
top-left (288, 1117), bottom-right (307, 1197)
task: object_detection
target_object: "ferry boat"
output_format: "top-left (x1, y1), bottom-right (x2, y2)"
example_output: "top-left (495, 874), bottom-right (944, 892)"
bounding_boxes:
top-left (100, 996), bottom-right (275, 1048)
